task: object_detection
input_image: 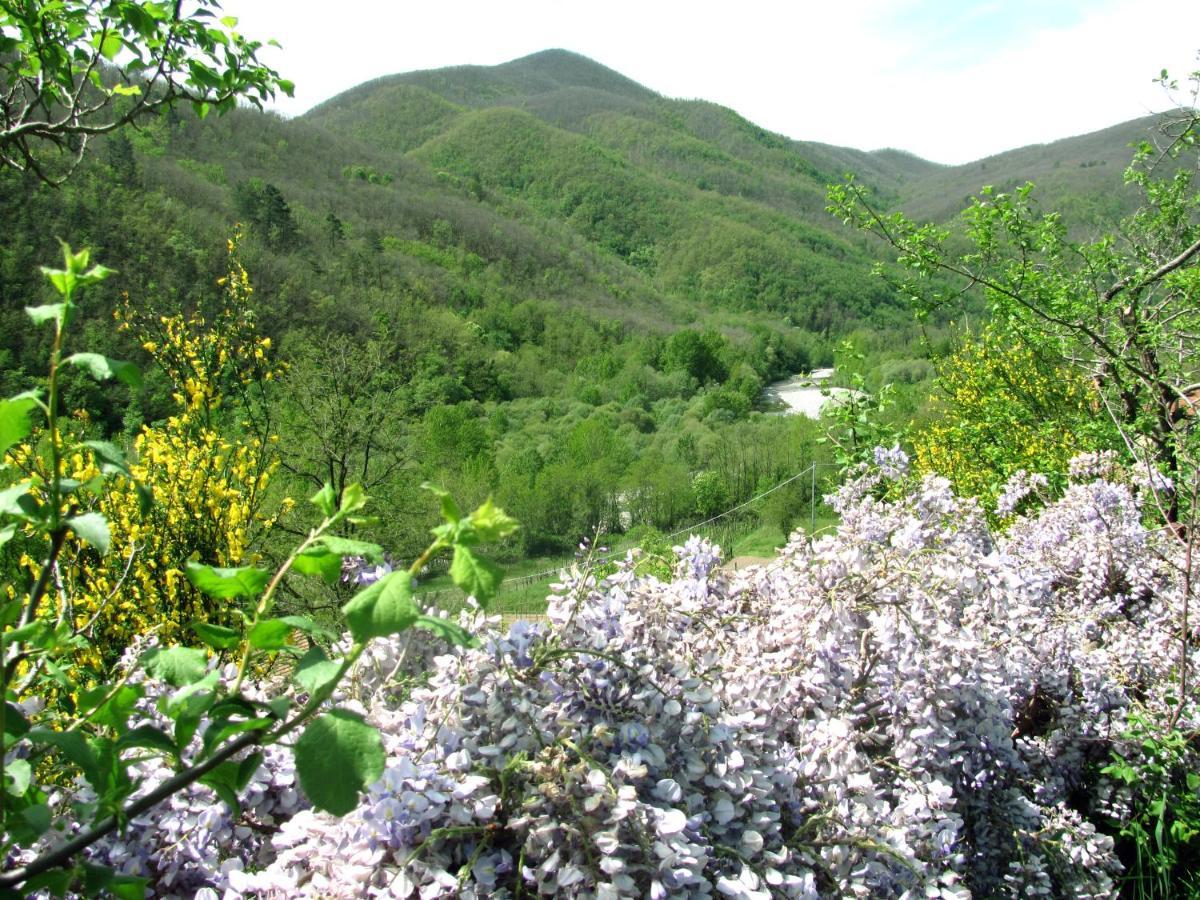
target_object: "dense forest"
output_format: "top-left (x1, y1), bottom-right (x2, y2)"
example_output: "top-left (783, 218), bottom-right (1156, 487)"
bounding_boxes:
top-left (0, 50), bottom-right (928, 576)
top-left (1, 49), bottom-right (1170, 580)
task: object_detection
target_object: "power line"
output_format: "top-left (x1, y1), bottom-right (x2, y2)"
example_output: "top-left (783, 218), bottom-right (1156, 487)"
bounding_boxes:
top-left (469, 462), bottom-right (835, 596)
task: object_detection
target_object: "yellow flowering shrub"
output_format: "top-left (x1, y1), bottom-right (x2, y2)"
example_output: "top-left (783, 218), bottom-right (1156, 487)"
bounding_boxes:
top-left (8, 237), bottom-right (290, 671)
top-left (913, 326), bottom-right (1107, 518)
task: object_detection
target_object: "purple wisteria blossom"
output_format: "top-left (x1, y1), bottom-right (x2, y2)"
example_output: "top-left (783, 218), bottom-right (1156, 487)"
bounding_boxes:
top-left (29, 452), bottom-right (1199, 897)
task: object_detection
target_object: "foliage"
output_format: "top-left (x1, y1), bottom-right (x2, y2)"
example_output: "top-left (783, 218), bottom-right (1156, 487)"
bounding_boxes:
top-left (1102, 714), bottom-right (1200, 897)
top-left (1, 248), bottom-right (516, 897)
top-left (7, 238), bottom-right (285, 669)
top-left (911, 324), bottom-right (1107, 516)
top-left (0, 0), bottom-right (291, 181)
top-left (828, 88), bottom-right (1200, 525)
top-left (11, 452), bottom-right (1199, 897)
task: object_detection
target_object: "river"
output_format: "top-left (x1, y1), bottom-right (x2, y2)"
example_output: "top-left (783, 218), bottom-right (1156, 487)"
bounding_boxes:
top-left (761, 370), bottom-right (863, 419)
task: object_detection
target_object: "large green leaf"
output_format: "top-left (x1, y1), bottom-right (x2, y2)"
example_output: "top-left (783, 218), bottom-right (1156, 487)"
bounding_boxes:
top-left (64, 353), bottom-right (143, 389)
top-left (67, 512), bottom-right (110, 555)
top-left (191, 621), bottom-right (241, 650)
top-left (141, 646), bottom-right (209, 687)
top-left (310, 483), bottom-right (336, 517)
top-left (316, 535), bottom-right (384, 562)
top-left (292, 547), bottom-right (343, 584)
top-left (247, 618), bottom-right (294, 650)
top-left (82, 440), bottom-right (131, 476)
top-left (294, 646), bottom-right (342, 695)
top-left (413, 615), bottom-right (477, 648)
top-left (341, 570), bottom-right (418, 642)
top-left (184, 562), bottom-right (270, 599)
top-left (293, 709), bottom-right (385, 815)
top-left (422, 481), bottom-right (461, 523)
top-left (25, 303), bottom-right (67, 327)
top-left (0, 482), bottom-right (40, 521)
top-left (115, 725), bottom-right (178, 758)
top-left (0, 394), bottom-right (39, 458)
top-left (449, 544), bottom-right (502, 605)
top-left (4, 758), bottom-right (31, 796)
top-left (79, 683), bottom-right (143, 729)
top-left (467, 497), bottom-right (519, 543)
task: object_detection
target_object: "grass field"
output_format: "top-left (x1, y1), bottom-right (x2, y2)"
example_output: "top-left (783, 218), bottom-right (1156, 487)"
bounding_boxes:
top-left (415, 508), bottom-right (841, 616)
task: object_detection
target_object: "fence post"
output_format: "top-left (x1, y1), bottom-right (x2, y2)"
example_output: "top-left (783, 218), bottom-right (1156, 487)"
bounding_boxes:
top-left (810, 462), bottom-right (817, 536)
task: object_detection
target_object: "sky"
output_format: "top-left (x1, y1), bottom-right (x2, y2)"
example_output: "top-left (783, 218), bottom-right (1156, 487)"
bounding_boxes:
top-left (231, 0), bottom-right (1200, 166)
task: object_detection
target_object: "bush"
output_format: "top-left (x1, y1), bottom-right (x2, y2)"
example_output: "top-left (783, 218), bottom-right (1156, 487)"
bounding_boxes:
top-left (4, 241), bottom-right (288, 670)
top-left (19, 452), bottom-right (1197, 897)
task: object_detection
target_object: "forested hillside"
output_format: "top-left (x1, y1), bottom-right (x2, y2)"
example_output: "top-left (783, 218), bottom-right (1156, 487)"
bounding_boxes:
top-left (0, 49), bottom-right (944, 572)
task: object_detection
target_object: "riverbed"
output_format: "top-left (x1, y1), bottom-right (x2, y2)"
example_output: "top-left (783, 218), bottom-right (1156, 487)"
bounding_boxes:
top-left (761, 376), bottom-right (863, 419)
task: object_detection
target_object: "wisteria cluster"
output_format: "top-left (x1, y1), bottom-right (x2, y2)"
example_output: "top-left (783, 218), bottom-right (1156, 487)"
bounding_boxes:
top-left (28, 453), bottom-right (1200, 897)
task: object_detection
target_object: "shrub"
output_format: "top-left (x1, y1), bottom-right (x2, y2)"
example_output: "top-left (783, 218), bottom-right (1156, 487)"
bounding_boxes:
top-left (20, 451), bottom-right (1197, 897)
top-left (912, 325), bottom-right (1106, 517)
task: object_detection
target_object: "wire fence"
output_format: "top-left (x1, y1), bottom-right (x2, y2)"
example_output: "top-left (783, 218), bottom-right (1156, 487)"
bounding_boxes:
top-left (418, 461), bottom-right (841, 610)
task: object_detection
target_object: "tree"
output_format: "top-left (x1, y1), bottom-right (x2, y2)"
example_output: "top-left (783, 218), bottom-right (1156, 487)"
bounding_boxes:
top-left (828, 79), bottom-right (1200, 526)
top-left (234, 178), bottom-right (299, 249)
top-left (0, 0), bottom-right (291, 182)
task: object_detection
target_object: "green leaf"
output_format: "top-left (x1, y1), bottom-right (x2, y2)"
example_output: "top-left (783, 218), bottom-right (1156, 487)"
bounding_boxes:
top-left (413, 615), bottom-right (477, 647)
top-left (0, 394), bottom-right (39, 458)
top-left (79, 684), bottom-right (142, 730)
top-left (317, 535), bottom-right (384, 562)
top-left (342, 570), bottom-right (418, 642)
top-left (422, 481), bottom-right (460, 523)
top-left (200, 715), bottom-right (271, 758)
top-left (94, 30), bottom-right (121, 60)
top-left (23, 869), bottom-right (72, 897)
top-left (111, 82), bottom-right (141, 96)
top-left (67, 512), bottom-right (110, 555)
top-left (467, 497), bottom-right (519, 543)
top-left (25, 303), bottom-right (67, 327)
top-left (191, 621), bottom-right (241, 650)
top-left (82, 440), bottom-right (131, 476)
top-left (265, 697), bottom-right (291, 720)
top-left (21, 802), bottom-right (51, 838)
top-left (141, 646), bottom-right (208, 687)
top-left (0, 482), bottom-right (40, 521)
top-left (450, 544), bottom-right (502, 605)
top-left (64, 353), bottom-right (143, 389)
top-left (247, 617), bottom-right (294, 650)
top-left (277, 615), bottom-right (336, 640)
top-left (4, 701), bottom-right (31, 742)
top-left (292, 547), bottom-right (343, 584)
top-left (294, 645), bottom-right (342, 695)
top-left (26, 728), bottom-right (101, 786)
top-left (339, 483), bottom-right (368, 515)
top-left (109, 875), bottom-right (149, 900)
top-left (293, 709), bottom-right (385, 815)
top-left (4, 757), bottom-right (31, 795)
top-left (311, 483), bottom-right (336, 517)
top-left (161, 671), bottom-right (220, 720)
top-left (184, 562), bottom-right (270, 599)
top-left (0, 620), bottom-right (50, 652)
top-left (115, 725), bottom-right (177, 758)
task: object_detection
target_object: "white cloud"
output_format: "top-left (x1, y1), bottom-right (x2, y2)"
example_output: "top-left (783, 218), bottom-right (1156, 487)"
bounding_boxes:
top-left (234, 0), bottom-right (1200, 164)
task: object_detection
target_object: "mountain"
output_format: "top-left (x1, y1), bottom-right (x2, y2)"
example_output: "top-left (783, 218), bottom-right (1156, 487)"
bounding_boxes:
top-left (0, 49), bottom-right (1173, 558)
top-left (893, 113), bottom-right (1175, 229)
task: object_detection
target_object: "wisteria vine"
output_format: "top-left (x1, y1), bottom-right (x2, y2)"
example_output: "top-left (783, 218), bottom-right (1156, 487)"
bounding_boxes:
top-left (13, 451), bottom-right (1198, 898)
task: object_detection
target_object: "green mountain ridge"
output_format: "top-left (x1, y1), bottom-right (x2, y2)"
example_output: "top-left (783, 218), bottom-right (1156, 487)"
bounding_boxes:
top-left (0, 47), bottom-right (1177, 559)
